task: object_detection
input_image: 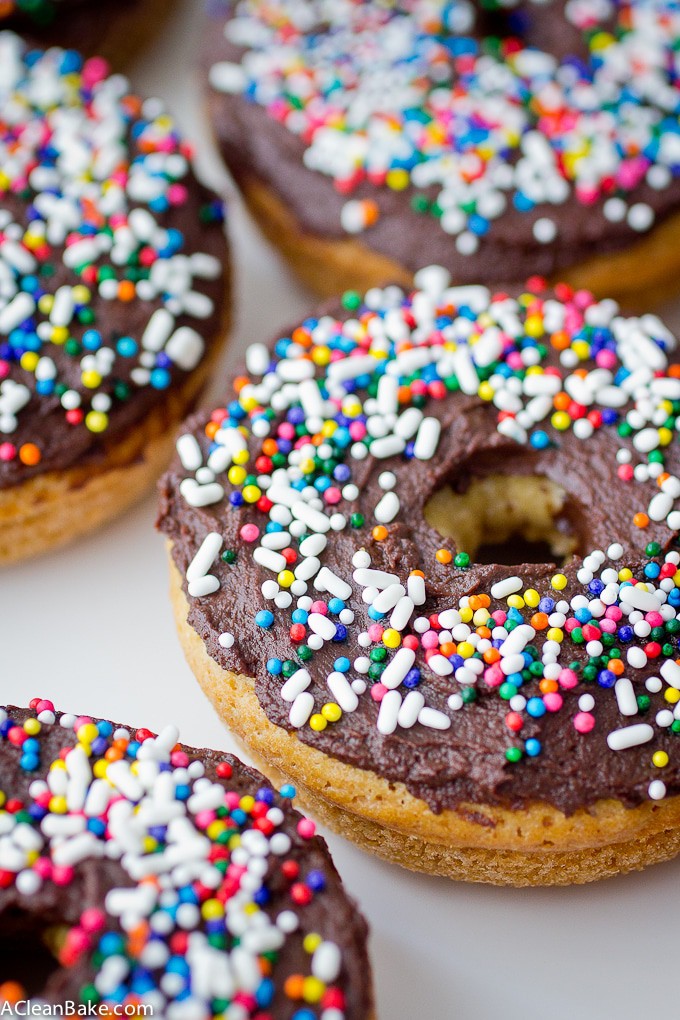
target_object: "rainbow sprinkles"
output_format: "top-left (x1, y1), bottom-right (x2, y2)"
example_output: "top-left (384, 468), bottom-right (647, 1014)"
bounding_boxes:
top-left (171, 264), bottom-right (680, 808)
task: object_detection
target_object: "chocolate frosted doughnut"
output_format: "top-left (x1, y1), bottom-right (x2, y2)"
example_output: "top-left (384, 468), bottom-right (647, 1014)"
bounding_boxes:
top-left (0, 0), bottom-right (174, 66)
top-left (204, 0), bottom-right (680, 304)
top-left (0, 699), bottom-right (373, 1019)
top-left (160, 266), bottom-right (680, 885)
top-left (0, 32), bottom-right (230, 564)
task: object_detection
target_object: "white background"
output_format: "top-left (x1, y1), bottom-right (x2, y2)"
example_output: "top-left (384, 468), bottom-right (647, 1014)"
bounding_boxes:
top-left (3, 3), bottom-right (680, 1017)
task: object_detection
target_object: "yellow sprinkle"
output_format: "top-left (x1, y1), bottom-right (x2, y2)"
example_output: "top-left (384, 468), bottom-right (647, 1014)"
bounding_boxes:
top-left (618, 568), bottom-right (633, 581)
top-left (546, 627), bottom-right (564, 643)
top-left (20, 351), bottom-right (39, 372)
top-left (202, 899), bottom-right (224, 920)
top-left (311, 346), bottom-right (330, 366)
top-left (228, 466), bottom-right (246, 486)
top-left (303, 932), bottom-right (323, 954)
top-left (49, 796), bottom-right (68, 814)
top-left (93, 760), bottom-right (108, 779)
top-left (386, 168), bottom-right (409, 191)
top-left (382, 628), bottom-right (401, 648)
top-left (572, 340), bottom-right (590, 360)
top-left (507, 595), bottom-right (525, 610)
top-left (50, 326), bottom-right (68, 345)
top-left (659, 427), bottom-right (673, 447)
top-left (523, 588), bottom-right (540, 608)
top-left (321, 703), bottom-right (342, 723)
top-left (551, 411), bottom-right (571, 432)
top-left (309, 714), bottom-right (327, 732)
top-left (457, 641), bottom-right (474, 659)
top-left (652, 750), bottom-right (669, 768)
top-left (77, 723), bottom-right (99, 744)
top-left (85, 411), bottom-right (108, 433)
top-left (277, 570), bottom-right (295, 588)
top-left (459, 606), bottom-right (473, 624)
top-left (242, 484), bottom-right (261, 503)
top-left (551, 573), bottom-right (567, 590)
top-left (239, 795), bottom-right (255, 813)
top-left (665, 688), bottom-right (680, 704)
top-left (302, 977), bottom-right (326, 1004)
top-left (81, 370), bottom-right (102, 389)
top-left (23, 718), bottom-right (40, 736)
top-left (232, 448), bottom-right (249, 466)
top-left (478, 381), bottom-right (494, 401)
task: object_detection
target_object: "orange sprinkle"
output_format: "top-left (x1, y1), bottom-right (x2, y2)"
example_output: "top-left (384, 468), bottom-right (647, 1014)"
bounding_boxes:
top-left (657, 473), bottom-right (671, 488)
top-left (292, 327), bottom-right (312, 347)
top-left (410, 569), bottom-right (425, 578)
top-left (436, 548), bottom-right (452, 564)
top-left (372, 525), bottom-right (388, 541)
top-left (530, 612), bottom-right (549, 630)
top-left (284, 975), bottom-right (305, 1000)
top-left (205, 421), bottom-right (219, 440)
top-left (608, 658), bottom-right (625, 676)
top-left (19, 442), bottom-right (41, 466)
top-left (262, 438), bottom-right (278, 457)
top-left (553, 391), bottom-right (570, 411)
top-left (233, 375), bottom-right (250, 393)
top-left (104, 747), bottom-right (124, 762)
top-left (540, 679), bottom-right (559, 694)
top-left (397, 385), bottom-right (412, 404)
top-left (0, 982), bottom-right (25, 1006)
top-left (118, 280), bottom-right (136, 302)
top-left (483, 648), bottom-right (500, 665)
top-left (551, 331), bottom-right (571, 351)
top-left (668, 364), bottom-right (680, 378)
top-left (633, 512), bottom-right (650, 529)
top-left (476, 626), bottom-right (491, 640)
top-left (439, 642), bottom-right (457, 658)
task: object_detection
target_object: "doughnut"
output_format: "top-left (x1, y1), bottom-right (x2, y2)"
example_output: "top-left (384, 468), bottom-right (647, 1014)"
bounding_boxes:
top-left (204, 0), bottom-right (680, 305)
top-left (159, 266), bottom-right (680, 887)
top-left (0, 699), bottom-right (373, 1019)
top-left (0, 32), bottom-right (230, 566)
top-left (0, 0), bottom-right (173, 66)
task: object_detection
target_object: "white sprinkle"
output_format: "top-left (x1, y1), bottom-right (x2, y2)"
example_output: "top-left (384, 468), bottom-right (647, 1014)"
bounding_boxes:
top-left (418, 707), bottom-right (451, 730)
top-left (661, 659), bottom-right (680, 690)
top-left (394, 407), bottom-right (423, 440)
top-left (327, 672), bottom-right (358, 712)
top-left (315, 567), bottom-right (352, 601)
top-left (397, 691), bottom-right (425, 728)
top-left (428, 654), bottom-right (454, 677)
top-left (289, 692), bottom-right (314, 728)
top-left (218, 632), bottom-right (234, 649)
top-left (165, 327), bottom-right (204, 371)
top-left (381, 647), bottom-right (416, 689)
top-left (246, 342), bottom-right (270, 375)
top-left (490, 576), bottom-right (523, 600)
top-left (188, 575), bottom-right (219, 598)
top-left (607, 723), bottom-right (654, 751)
top-left (374, 491), bottom-right (400, 524)
top-left (615, 678), bottom-right (638, 717)
top-left (291, 501), bottom-right (331, 534)
top-left (369, 434), bottom-right (406, 459)
top-left (413, 417), bottom-right (441, 461)
top-left (619, 585), bottom-right (661, 613)
top-left (176, 434), bottom-right (203, 471)
top-left (407, 573), bottom-right (426, 606)
top-left (179, 478), bottom-right (224, 508)
top-left (372, 583), bottom-right (406, 614)
top-left (648, 492), bottom-right (673, 522)
top-left (253, 547), bottom-right (287, 573)
top-left (390, 596), bottom-right (414, 632)
top-left (281, 669), bottom-right (312, 702)
top-left (299, 534), bottom-right (327, 557)
top-left (649, 780), bottom-right (667, 801)
top-left (312, 942), bottom-right (342, 983)
top-left (377, 690), bottom-right (402, 735)
top-left (308, 613), bottom-right (337, 641)
top-left (186, 532), bottom-right (222, 583)
top-left (353, 567), bottom-right (399, 589)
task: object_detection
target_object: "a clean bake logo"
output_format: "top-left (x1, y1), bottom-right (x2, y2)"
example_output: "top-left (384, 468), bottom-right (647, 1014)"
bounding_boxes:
top-left (0, 1005), bottom-right (153, 1017)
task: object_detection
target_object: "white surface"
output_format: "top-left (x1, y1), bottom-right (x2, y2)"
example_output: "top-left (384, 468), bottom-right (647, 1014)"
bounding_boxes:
top-left (3, 4), bottom-right (680, 1018)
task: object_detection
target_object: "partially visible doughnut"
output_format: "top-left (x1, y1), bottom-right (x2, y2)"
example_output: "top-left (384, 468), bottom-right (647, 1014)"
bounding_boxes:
top-left (204, 0), bottom-right (680, 304)
top-left (0, 699), bottom-right (373, 1019)
top-left (0, 33), bottom-right (230, 564)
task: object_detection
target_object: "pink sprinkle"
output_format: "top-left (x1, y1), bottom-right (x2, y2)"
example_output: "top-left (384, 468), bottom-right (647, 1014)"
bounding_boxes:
top-left (543, 692), bottom-right (563, 712)
top-left (52, 866), bottom-right (75, 887)
top-left (484, 664), bottom-right (504, 688)
top-left (167, 184), bottom-right (188, 205)
top-left (647, 612), bottom-right (664, 628)
top-left (370, 683), bottom-right (387, 702)
top-left (367, 623), bottom-right (383, 642)
top-left (349, 421), bottom-right (366, 440)
top-left (605, 605), bottom-right (623, 621)
top-left (311, 600), bottom-right (328, 616)
top-left (573, 711), bottom-right (595, 734)
top-left (323, 487), bottom-right (342, 504)
top-left (297, 818), bottom-right (316, 839)
top-left (595, 350), bottom-right (617, 370)
top-left (195, 810), bottom-right (216, 829)
top-left (80, 908), bottom-right (106, 933)
top-left (225, 791), bottom-right (240, 810)
top-left (33, 858), bottom-right (52, 879)
top-left (558, 668), bottom-right (578, 690)
top-left (277, 423), bottom-right (295, 440)
top-left (421, 630), bottom-right (439, 649)
top-left (240, 523), bottom-right (260, 542)
top-left (0, 361), bottom-right (9, 380)
top-left (36, 699), bottom-right (55, 713)
top-left (491, 610), bottom-right (507, 625)
top-left (171, 750), bottom-right (189, 767)
top-left (82, 56), bottom-right (109, 86)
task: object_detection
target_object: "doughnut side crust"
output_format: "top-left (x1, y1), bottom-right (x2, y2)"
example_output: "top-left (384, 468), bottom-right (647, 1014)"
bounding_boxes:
top-left (169, 554), bottom-right (680, 887)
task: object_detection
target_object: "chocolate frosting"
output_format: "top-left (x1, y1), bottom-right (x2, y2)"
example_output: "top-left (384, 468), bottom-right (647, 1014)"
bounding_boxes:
top-left (158, 285), bottom-right (680, 818)
top-left (203, 0), bottom-right (680, 285)
top-left (0, 705), bottom-right (372, 1018)
top-left (3, 0), bottom-right (150, 58)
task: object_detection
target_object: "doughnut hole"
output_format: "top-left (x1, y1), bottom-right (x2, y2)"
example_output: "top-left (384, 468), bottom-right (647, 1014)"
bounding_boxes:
top-left (424, 474), bottom-right (579, 566)
top-left (0, 911), bottom-right (65, 998)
